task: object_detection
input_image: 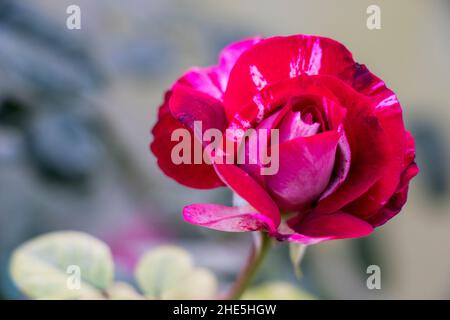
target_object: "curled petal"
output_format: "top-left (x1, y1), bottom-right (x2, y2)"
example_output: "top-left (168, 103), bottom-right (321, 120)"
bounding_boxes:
top-left (368, 132), bottom-right (419, 226)
top-left (343, 105), bottom-right (408, 218)
top-left (265, 131), bottom-right (340, 211)
top-left (319, 131), bottom-right (351, 199)
top-left (314, 77), bottom-right (391, 213)
top-left (176, 37), bottom-right (261, 101)
top-left (150, 92), bottom-right (224, 189)
top-left (214, 164), bottom-right (281, 227)
top-left (169, 84), bottom-right (227, 138)
top-left (183, 204), bottom-right (277, 233)
top-left (278, 110), bottom-right (320, 142)
top-left (210, 37), bottom-right (262, 94)
top-left (224, 35), bottom-right (356, 121)
top-left (368, 161), bottom-right (419, 227)
top-left (239, 111), bottom-right (281, 183)
top-left (177, 68), bottom-right (224, 101)
top-left (276, 211), bottom-right (374, 245)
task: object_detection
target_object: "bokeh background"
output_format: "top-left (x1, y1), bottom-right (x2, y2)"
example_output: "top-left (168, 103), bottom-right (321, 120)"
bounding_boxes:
top-left (1, 0), bottom-right (449, 299)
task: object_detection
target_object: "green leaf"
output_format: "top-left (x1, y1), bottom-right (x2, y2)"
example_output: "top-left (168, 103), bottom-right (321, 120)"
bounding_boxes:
top-left (108, 282), bottom-right (145, 300)
top-left (10, 231), bottom-right (114, 299)
top-left (241, 282), bottom-right (315, 300)
top-left (289, 242), bottom-right (307, 278)
top-left (162, 268), bottom-right (217, 300)
top-left (135, 245), bottom-right (217, 299)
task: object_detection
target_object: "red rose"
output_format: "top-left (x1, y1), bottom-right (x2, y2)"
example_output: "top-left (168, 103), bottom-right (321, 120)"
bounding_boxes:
top-left (151, 35), bottom-right (418, 244)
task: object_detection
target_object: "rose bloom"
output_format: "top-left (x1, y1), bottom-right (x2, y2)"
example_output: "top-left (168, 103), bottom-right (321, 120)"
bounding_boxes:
top-left (151, 35), bottom-right (419, 244)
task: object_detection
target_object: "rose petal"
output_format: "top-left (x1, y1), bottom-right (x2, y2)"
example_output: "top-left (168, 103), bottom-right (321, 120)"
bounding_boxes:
top-left (276, 211), bottom-right (374, 244)
top-left (177, 68), bottom-right (224, 101)
top-left (278, 110), bottom-right (320, 142)
top-left (169, 84), bottom-right (227, 139)
top-left (210, 37), bottom-right (262, 94)
top-left (265, 131), bottom-right (340, 211)
top-left (368, 161), bottom-right (419, 227)
top-left (238, 111), bottom-right (281, 183)
top-left (177, 37), bottom-right (261, 101)
top-left (224, 35), bottom-right (356, 121)
top-left (367, 132), bottom-right (419, 226)
top-left (150, 91), bottom-right (224, 189)
top-left (343, 101), bottom-right (408, 218)
top-left (312, 77), bottom-right (391, 213)
top-left (214, 163), bottom-right (281, 227)
top-left (319, 131), bottom-right (351, 199)
top-left (183, 204), bottom-right (276, 232)
top-left (224, 35), bottom-right (397, 119)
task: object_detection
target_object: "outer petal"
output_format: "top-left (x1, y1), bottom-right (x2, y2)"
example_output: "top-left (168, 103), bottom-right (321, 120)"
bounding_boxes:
top-left (183, 204), bottom-right (277, 233)
top-left (177, 68), bottom-right (223, 101)
top-left (311, 77), bottom-right (391, 213)
top-left (224, 35), bottom-right (356, 121)
top-left (209, 37), bottom-right (262, 94)
top-left (368, 132), bottom-right (419, 226)
top-left (368, 161), bottom-right (419, 227)
top-left (176, 37), bottom-right (261, 101)
top-left (151, 36), bottom-right (259, 189)
top-left (343, 100), bottom-right (407, 218)
top-left (224, 35), bottom-right (399, 127)
top-left (169, 84), bottom-right (227, 138)
top-left (150, 92), bottom-right (224, 189)
top-left (276, 211), bottom-right (374, 245)
top-left (265, 131), bottom-right (340, 211)
top-left (214, 163), bottom-right (281, 227)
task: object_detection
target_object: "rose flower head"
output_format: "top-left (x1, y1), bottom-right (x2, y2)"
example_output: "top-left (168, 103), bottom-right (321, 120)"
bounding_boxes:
top-left (151, 35), bottom-right (419, 244)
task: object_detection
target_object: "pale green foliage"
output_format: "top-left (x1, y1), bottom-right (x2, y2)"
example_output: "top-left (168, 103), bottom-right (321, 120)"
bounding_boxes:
top-left (10, 231), bottom-right (113, 299)
top-left (135, 245), bottom-right (217, 299)
top-left (10, 231), bottom-right (312, 300)
top-left (241, 282), bottom-right (315, 300)
top-left (10, 232), bottom-right (217, 300)
top-left (108, 282), bottom-right (145, 300)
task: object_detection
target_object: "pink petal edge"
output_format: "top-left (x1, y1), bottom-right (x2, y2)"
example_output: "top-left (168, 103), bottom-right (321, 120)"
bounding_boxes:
top-left (183, 204), bottom-right (277, 233)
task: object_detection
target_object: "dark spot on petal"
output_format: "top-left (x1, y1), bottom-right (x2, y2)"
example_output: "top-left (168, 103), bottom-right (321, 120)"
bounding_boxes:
top-left (352, 63), bottom-right (373, 91)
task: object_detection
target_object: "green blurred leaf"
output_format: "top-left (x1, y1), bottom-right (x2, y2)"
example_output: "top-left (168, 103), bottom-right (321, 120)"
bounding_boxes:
top-left (241, 282), bottom-right (315, 300)
top-left (10, 231), bottom-right (114, 299)
top-left (289, 242), bottom-right (307, 278)
top-left (135, 245), bottom-right (217, 299)
top-left (108, 282), bottom-right (145, 300)
top-left (162, 268), bottom-right (217, 300)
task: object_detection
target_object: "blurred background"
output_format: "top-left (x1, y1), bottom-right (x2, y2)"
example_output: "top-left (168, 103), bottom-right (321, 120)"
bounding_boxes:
top-left (0, 0), bottom-right (449, 299)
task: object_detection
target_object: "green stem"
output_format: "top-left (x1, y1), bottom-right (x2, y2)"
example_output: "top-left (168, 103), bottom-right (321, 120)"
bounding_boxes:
top-left (227, 232), bottom-right (272, 300)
